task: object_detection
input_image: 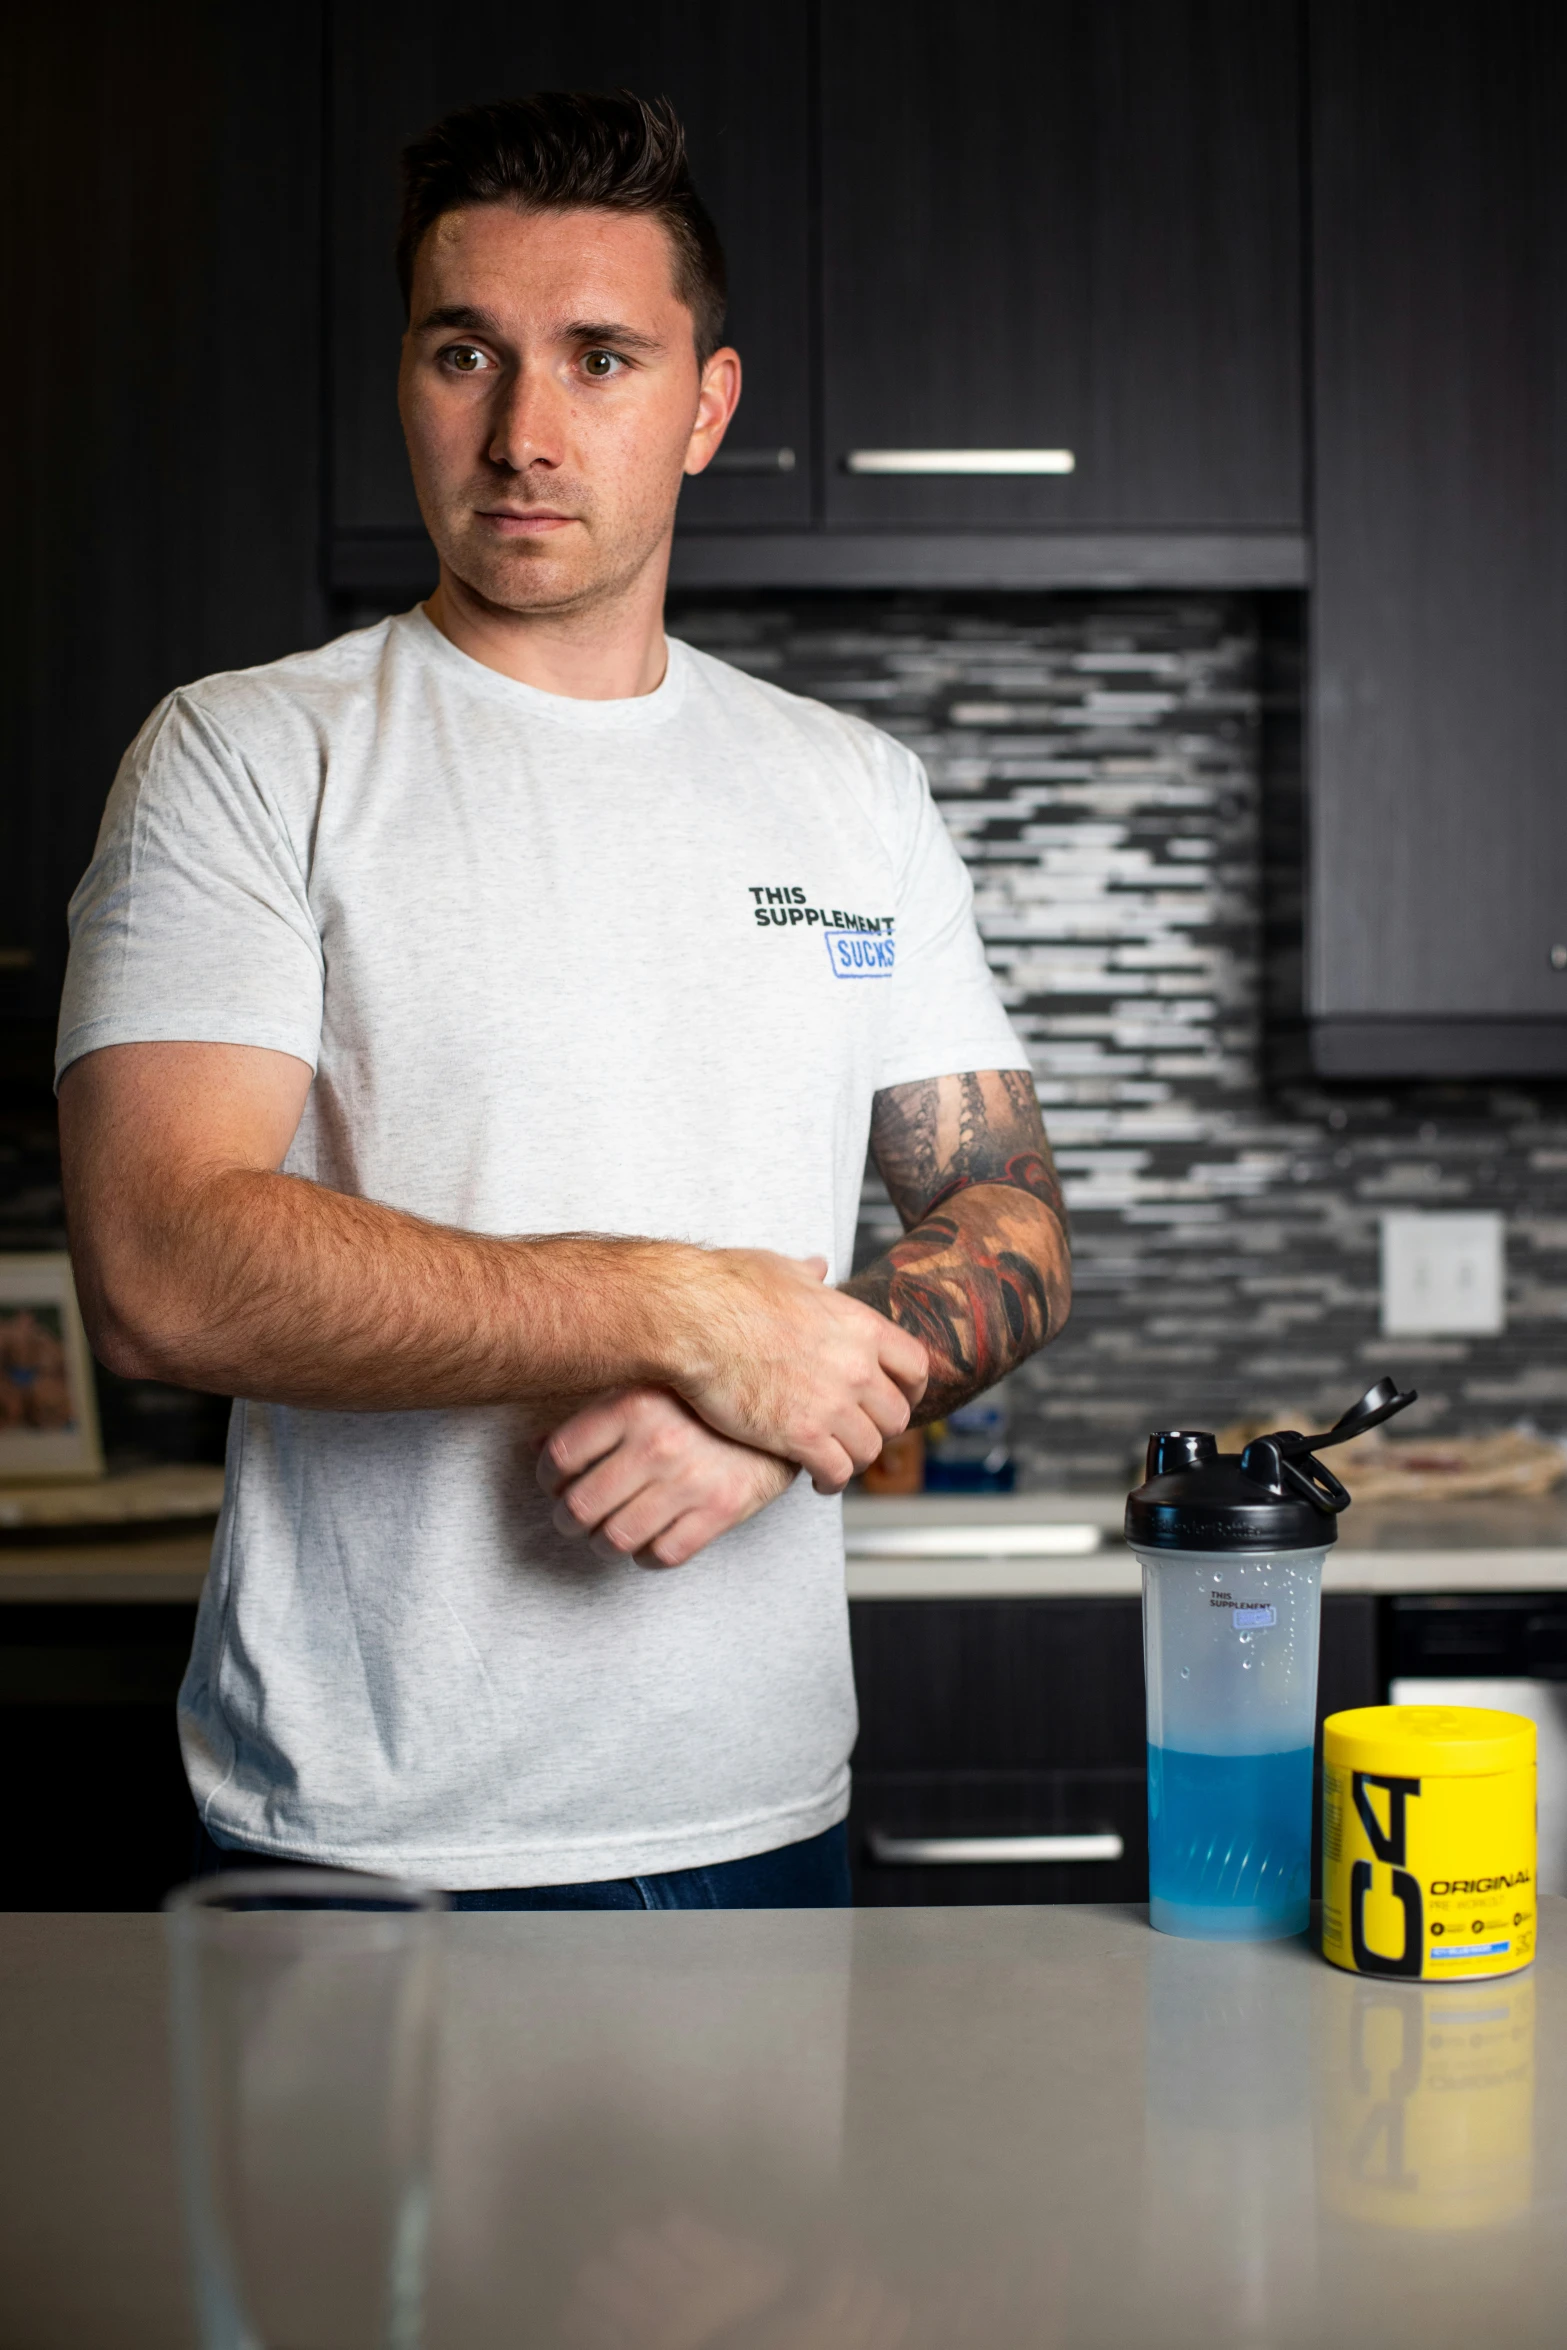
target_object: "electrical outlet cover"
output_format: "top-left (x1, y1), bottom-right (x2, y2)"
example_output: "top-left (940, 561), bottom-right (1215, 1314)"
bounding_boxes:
top-left (1380, 1211), bottom-right (1506, 1337)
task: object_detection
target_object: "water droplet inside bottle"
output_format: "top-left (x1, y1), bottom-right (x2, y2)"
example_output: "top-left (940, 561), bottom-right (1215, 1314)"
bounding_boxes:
top-left (1180, 1666), bottom-right (1190, 1679)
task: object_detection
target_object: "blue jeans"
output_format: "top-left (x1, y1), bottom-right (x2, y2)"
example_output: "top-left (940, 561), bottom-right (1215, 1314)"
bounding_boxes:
top-left (192, 1818), bottom-right (853, 1910)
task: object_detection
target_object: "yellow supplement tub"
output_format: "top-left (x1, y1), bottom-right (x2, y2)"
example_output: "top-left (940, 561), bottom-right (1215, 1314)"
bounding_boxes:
top-left (1321, 1705), bottom-right (1536, 1981)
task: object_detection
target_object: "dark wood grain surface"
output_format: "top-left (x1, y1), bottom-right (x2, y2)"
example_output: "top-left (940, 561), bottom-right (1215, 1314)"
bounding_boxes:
top-left (3, 0), bottom-right (326, 1021)
top-left (819, 0), bottom-right (1303, 532)
top-left (1310, 0), bottom-right (1567, 1039)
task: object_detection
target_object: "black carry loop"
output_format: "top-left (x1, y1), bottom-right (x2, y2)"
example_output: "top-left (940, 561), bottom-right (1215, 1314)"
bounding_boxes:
top-left (1239, 1377), bottom-right (1419, 1519)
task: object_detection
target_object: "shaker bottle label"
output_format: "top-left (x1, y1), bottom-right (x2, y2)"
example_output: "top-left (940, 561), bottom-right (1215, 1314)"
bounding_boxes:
top-left (1231, 1605), bottom-right (1276, 1628)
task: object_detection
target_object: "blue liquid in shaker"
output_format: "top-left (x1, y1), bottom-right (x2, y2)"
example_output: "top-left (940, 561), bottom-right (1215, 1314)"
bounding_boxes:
top-left (1147, 1745), bottom-right (1313, 1941)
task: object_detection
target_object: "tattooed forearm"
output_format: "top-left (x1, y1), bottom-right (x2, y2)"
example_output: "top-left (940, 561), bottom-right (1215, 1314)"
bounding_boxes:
top-left (846, 1189), bottom-right (1067, 1420)
top-left (849, 1069), bottom-right (1071, 1421)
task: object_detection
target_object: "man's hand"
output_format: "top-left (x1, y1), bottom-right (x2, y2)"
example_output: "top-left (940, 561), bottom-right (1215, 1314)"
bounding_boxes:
top-left (537, 1388), bottom-right (797, 1568)
top-left (665, 1250), bottom-right (928, 1494)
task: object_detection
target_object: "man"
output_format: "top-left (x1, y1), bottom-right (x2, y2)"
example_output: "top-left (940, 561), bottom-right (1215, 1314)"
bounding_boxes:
top-left (57, 92), bottom-right (1070, 1907)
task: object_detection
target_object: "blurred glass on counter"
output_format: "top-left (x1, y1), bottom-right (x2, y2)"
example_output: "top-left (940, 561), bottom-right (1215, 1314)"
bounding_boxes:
top-left (1317, 1972), bottom-right (1535, 2231)
top-left (166, 1871), bottom-right (444, 2350)
top-left (922, 1393), bottom-right (1014, 1492)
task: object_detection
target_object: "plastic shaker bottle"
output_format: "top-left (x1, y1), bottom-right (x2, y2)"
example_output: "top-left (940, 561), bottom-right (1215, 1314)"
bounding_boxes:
top-left (1125, 1377), bottom-right (1417, 1942)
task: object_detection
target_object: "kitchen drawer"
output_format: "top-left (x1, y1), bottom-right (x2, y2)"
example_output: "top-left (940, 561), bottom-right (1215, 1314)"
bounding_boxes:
top-left (849, 1598), bottom-right (1146, 1773)
top-left (849, 1768), bottom-right (1147, 1906)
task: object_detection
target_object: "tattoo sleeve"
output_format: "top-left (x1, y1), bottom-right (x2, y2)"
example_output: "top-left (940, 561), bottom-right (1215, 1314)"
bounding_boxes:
top-left (844, 1069), bottom-right (1071, 1422)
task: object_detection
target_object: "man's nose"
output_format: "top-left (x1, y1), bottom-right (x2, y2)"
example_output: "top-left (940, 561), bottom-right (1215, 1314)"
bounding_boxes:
top-left (486, 362), bottom-right (565, 473)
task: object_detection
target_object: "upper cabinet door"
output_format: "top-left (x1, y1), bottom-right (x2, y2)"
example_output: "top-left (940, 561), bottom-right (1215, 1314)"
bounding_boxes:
top-left (329, 0), bottom-right (811, 553)
top-left (819, 0), bottom-right (1302, 532)
top-left (1309, 1), bottom-right (1567, 1065)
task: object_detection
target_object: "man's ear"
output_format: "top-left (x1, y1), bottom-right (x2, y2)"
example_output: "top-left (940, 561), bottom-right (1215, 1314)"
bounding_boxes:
top-left (684, 346), bottom-right (743, 476)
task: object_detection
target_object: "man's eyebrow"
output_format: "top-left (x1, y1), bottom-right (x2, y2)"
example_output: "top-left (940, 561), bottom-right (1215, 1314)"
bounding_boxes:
top-left (411, 305), bottom-right (666, 357)
top-left (413, 303), bottom-right (498, 335)
top-left (562, 319), bottom-right (666, 355)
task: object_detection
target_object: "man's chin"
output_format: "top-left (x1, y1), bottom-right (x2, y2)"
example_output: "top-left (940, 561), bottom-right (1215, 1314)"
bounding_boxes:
top-left (439, 527), bottom-right (657, 619)
top-left (443, 545), bottom-right (593, 616)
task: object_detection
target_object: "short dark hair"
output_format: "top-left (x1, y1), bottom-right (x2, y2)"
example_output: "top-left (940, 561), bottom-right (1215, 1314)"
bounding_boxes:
top-left (397, 90), bottom-right (728, 363)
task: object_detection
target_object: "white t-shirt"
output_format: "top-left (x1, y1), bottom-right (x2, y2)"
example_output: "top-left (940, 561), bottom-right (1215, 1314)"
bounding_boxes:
top-left (58, 610), bottom-right (1025, 1886)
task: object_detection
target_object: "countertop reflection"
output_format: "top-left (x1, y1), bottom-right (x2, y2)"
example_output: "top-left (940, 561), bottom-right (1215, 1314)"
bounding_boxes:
top-left (430, 1904), bottom-right (1563, 2349)
top-left (0, 1903), bottom-right (1561, 2348)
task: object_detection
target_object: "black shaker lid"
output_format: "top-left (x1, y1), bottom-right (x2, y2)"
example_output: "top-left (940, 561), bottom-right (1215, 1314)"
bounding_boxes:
top-left (1124, 1377), bottom-right (1418, 1553)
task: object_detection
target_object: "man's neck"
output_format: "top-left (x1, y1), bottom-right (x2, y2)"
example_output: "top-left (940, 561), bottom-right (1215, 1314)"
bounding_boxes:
top-left (424, 560), bottom-right (671, 700)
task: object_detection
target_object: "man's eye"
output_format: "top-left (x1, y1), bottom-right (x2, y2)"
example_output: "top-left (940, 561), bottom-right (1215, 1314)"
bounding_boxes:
top-left (441, 345), bottom-right (490, 374)
top-left (581, 350), bottom-right (624, 379)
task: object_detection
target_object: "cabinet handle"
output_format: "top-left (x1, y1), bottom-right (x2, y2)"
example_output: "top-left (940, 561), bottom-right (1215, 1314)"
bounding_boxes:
top-left (844, 448), bottom-right (1076, 476)
top-left (847, 1525), bottom-right (1101, 1559)
top-left (866, 1830), bottom-right (1123, 1866)
top-left (708, 446), bottom-right (797, 474)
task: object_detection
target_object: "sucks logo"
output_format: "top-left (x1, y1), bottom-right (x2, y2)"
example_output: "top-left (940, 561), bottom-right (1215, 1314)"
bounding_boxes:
top-left (826, 930), bottom-right (895, 978)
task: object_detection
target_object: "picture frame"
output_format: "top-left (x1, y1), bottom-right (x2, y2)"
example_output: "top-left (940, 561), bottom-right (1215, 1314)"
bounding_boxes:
top-left (0, 1253), bottom-right (105, 1483)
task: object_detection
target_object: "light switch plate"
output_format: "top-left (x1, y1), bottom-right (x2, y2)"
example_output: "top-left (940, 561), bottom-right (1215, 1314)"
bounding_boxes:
top-left (1380, 1211), bottom-right (1506, 1336)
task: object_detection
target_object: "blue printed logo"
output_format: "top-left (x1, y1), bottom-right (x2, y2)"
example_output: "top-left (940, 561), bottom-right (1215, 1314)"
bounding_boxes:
top-left (826, 929), bottom-right (895, 980)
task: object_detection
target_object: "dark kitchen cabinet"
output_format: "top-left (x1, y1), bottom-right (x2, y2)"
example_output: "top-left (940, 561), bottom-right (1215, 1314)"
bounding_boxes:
top-left (1308, 1), bottom-right (1567, 1076)
top-left (1387, 1595), bottom-right (1567, 1683)
top-left (5, 0), bottom-right (325, 1023)
top-left (849, 1597), bottom-right (1149, 1905)
top-left (325, 0), bottom-right (1307, 597)
top-left (0, 1606), bottom-right (198, 1909)
top-left (848, 1593), bottom-right (1379, 1906)
top-left (327, 0), bottom-right (813, 596)
top-left (818, 0), bottom-right (1304, 541)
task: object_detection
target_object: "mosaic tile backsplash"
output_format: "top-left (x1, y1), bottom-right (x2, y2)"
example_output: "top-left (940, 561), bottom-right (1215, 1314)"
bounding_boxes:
top-left (7, 591), bottom-right (1565, 1480)
top-left (671, 593), bottom-right (1567, 1490)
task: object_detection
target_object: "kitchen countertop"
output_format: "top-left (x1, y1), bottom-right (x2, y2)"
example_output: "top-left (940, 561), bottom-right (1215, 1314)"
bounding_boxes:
top-left (1, 1900), bottom-right (1561, 2349)
top-left (845, 1490), bottom-right (1567, 1597)
top-left (0, 1467), bottom-right (221, 1603)
top-left (1, 1490), bottom-right (1564, 1604)
top-left (0, 1528), bottom-right (214, 1603)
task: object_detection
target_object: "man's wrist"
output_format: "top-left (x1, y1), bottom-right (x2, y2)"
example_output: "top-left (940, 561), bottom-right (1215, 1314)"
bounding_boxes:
top-left (610, 1237), bottom-right (719, 1396)
top-left (490, 1233), bottom-right (705, 1406)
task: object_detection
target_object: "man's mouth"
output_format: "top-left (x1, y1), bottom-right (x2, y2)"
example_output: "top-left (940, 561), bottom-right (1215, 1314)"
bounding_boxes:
top-left (475, 507), bottom-right (579, 536)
